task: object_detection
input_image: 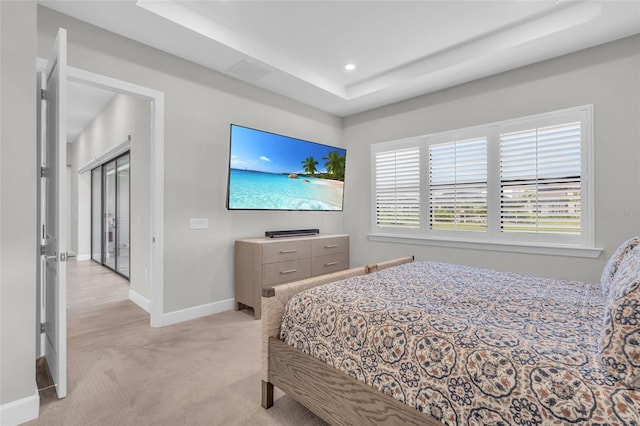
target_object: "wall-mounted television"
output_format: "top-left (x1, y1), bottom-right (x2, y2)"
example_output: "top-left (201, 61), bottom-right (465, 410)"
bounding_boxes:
top-left (226, 124), bottom-right (346, 211)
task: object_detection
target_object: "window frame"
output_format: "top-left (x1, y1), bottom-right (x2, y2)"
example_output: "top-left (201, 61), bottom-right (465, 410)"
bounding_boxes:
top-left (369, 105), bottom-right (599, 257)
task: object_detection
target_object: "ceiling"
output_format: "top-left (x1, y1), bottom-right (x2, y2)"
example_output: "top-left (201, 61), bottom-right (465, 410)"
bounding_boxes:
top-left (67, 81), bottom-right (116, 143)
top-left (41, 0), bottom-right (640, 121)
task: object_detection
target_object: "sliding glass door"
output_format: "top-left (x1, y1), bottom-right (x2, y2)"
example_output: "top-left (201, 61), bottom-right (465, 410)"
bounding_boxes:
top-left (90, 152), bottom-right (130, 279)
top-left (104, 160), bottom-right (117, 270)
top-left (91, 167), bottom-right (102, 262)
top-left (116, 154), bottom-right (130, 277)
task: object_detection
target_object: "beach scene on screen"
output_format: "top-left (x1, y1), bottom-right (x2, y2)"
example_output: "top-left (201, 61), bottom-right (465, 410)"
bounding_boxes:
top-left (227, 126), bottom-right (346, 210)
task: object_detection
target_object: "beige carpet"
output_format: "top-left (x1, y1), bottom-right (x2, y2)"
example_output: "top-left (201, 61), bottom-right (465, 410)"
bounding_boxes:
top-left (27, 260), bottom-right (327, 426)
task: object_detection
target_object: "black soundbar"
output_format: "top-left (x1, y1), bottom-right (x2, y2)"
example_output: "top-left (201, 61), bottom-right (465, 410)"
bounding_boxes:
top-left (265, 229), bottom-right (319, 238)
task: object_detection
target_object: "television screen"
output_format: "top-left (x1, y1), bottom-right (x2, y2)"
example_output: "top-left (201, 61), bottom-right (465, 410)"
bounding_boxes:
top-left (226, 124), bottom-right (346, 211)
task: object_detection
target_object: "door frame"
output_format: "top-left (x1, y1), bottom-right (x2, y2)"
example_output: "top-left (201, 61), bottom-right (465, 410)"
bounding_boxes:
top-left (37, 59), bottom-right (165, 327)
top-left (72, 67), bottom-right (165, 328)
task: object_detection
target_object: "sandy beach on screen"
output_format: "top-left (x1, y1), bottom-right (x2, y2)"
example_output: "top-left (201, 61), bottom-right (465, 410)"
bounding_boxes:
top-left (306, 177), bottom-right (344, 189)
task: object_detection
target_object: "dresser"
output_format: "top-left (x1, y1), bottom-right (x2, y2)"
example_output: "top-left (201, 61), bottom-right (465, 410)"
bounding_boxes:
top-left (234, 233), bottom-right (349, 319)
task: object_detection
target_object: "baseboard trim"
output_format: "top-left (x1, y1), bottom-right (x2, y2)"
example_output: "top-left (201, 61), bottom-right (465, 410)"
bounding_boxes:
top-left (76, 254), bottom-right (91, 261)
top-left (0, 387), bottom-right (39, 426)
top-left (162, 298), bottom-right (235, 326)
top-left (129, 289), bottom-right (151, 313)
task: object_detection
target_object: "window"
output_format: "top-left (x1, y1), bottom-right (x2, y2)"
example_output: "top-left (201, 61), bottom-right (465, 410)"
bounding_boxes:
top-left (429, 138), bottom-right (487, 231)
top-left (500, 123), bottom-right (582, 235)
top-left (371, 105), bottom-right (594, 253)
top-left (374, 146), bottom-right (420, 229)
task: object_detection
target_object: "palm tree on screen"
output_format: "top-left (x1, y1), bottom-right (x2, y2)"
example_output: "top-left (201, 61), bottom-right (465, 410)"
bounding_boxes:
top-left (302, 156), bottom-right (319, 175)
top-left (323, 150), bottom-right (346, 181)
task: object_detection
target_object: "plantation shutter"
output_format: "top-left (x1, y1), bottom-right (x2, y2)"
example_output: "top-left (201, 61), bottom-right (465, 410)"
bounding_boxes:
top-left (429, 138), bottom-right (487, 231)
top-left (375, 147), bottom-right (420, 228)
top-left (500, 122), bottom-right (581, 235)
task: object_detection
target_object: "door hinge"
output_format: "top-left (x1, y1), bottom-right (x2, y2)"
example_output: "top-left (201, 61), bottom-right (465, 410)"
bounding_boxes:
top-left (41, 89), bottom-right (47, 100)
top-left (40, 323), bottom-right (45, 334)
top-left (40, 166), bottom-right (48, 178)
top-left (40, 245), bottom-right (46, 256)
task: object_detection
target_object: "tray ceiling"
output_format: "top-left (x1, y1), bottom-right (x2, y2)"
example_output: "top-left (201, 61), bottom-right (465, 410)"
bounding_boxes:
top-left (40, 0), bottom-right (640, 117)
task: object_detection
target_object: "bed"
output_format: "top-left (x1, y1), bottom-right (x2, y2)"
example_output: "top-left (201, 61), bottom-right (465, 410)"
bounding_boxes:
top-left (261, 237), bottom-right (640, 425)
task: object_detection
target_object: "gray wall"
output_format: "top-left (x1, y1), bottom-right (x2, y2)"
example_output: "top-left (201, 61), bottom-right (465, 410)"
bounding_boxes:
top-left (37, 6), bottom-right (344, 313)
top-left (0, 0), bottom-right (37, 406)
top-left (4, 2), bottom-right (636, 416)
top-left (343, 34), bottom-right (640, 283)
top-left (69, 94), bottom-right (151, 300)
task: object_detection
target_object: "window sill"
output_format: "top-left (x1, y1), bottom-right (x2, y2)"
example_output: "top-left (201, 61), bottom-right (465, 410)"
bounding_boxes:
top-left (367, 233), bottom-right (603, 259)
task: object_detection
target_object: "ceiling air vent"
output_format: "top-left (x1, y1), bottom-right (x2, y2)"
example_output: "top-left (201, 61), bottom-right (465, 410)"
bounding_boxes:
top-left (227, 60), bottom-right (270, 82)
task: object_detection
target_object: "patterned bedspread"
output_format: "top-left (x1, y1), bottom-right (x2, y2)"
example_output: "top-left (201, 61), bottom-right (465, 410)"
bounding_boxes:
top-left (280, 261), bottom-right (640, 425)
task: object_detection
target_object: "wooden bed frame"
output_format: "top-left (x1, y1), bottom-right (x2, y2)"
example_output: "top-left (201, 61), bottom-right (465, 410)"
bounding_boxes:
top-left (260, 256), bottom-right (443, 426)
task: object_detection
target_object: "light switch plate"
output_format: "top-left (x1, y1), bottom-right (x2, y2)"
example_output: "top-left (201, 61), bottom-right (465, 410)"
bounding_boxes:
top-left (189, 218), bottom-right (209, 230)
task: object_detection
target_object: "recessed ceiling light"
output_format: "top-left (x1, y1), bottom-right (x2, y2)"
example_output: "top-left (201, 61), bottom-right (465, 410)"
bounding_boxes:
top-left (345, 63), bottom-right (356, 71)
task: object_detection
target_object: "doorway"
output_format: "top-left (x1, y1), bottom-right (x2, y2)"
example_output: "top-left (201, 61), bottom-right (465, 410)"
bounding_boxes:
top-left (65, 66), bottom-right (164, 327)
top-left (35, 36), bottom-right (166, 412)
top-left (36, 57), bottom-right (166, 340)
top-left (91, 152), bottom-right (131, 279)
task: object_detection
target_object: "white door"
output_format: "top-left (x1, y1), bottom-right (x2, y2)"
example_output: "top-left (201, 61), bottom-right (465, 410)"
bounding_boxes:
top-left (38, 27), bottom-right (68, 399)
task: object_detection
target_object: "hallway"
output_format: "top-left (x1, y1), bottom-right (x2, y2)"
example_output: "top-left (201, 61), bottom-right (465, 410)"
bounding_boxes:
top-left (28, 260), bottom-right (323, 426)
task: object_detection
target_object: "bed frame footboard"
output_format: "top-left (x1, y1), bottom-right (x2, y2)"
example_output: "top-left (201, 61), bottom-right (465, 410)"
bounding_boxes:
top-left (260, 256), bottom-right (443, 424)
top-left (268, 337), bottom-right (438, 425)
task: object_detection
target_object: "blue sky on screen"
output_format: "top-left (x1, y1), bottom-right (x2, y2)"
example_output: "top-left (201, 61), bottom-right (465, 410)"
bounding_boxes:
top-left (229, 125), bottom-right (346, 174)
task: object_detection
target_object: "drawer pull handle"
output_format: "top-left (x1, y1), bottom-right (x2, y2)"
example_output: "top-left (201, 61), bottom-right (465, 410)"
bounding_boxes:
top-left (324, 261), bottom-right (338, 266)
top-left (324, 244), bottom-right (338, 249)
top-left (279, 249), bottom-right (297, 254)
top-left (280, 269), bottom-right (297, 275)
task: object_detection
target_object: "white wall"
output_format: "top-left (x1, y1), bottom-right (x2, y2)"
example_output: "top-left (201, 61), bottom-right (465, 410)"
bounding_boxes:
top-left (37, 6), bottom-right (344, 314)
top-left (343, 35), bottom-right (640, 283)
top-left (69, 94), bottom-right (152, 300)
top-left (0, 0), bottom-right (38, 419)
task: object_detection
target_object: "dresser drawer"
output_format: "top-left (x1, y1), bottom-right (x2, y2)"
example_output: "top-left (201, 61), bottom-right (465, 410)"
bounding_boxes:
top-left (311, 235), bottom-right (348, 257)
top-left (262, 258), bottom-right (311, 286)
top-left (235, 234), bottom-right (349, 320)
top-left (311, 252), bottom-right (349, 276)
top-left (262, 240), bottom-right (311, 264)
